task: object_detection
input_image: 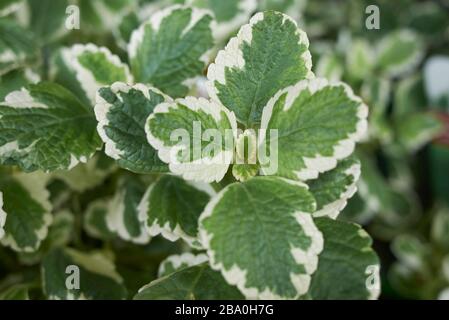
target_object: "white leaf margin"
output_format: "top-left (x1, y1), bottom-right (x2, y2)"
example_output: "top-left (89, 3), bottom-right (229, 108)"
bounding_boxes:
top-left (83, 199), bottom-right (113, 240)
top-left (157, 252), bottom-right (209, 277)
top-left (376, 29), bottom-right (424, 78)
top-left (312, 160), bottom-right (361, 219)
top-left (198, 178), bottom-right (324, 299)
top-left (106, 180), bottom-right (150, 245)
top-left (66, 248), bottom-right (124, 284)
top-left (146, 96), bottom-right (238, 183)
top-left (187, 0), bottom-right (257, 41)
top-left (1, 172), bottom-right (53, 252)
top-left (206, 11), bottom-right (314, 106)
top-left (358, 229), bottom-right (381, 300)
top-left (259, 77), bottom-right (368, 180)
top-left (0, 87), bottom-right (98, 171)
top-left (128, 4), bottom-right (216, 67)
top-left (137, 178), bottom-right (215, 248)
top-left (61, 44), bottom-right (133, 104)
top-left (44, 248), bottom-right (125, 300)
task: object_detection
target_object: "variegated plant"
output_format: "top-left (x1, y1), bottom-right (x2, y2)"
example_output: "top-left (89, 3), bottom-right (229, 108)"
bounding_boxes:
top-left (0, 4), bottom-right (381, 301)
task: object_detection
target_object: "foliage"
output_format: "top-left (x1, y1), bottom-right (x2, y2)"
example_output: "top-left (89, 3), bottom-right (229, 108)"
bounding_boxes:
top-left (0, 0), bottom-right (448, 300)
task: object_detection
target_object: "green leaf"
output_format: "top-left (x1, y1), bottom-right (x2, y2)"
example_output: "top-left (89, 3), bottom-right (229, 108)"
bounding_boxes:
top-left (138, 175), bottom-right (213, 247)
top-left (357, 154), bottom-right (392, 216)
top-left (128, 5), bottom-right (214, 97)
top-left (199, 176), bottom-right (323, 299)
top-left (361, 77), bottom-right (391, 115)
top-left (134, 263), bottom-right (244, 300)
top-left (115, 11), bottom-right (140, 49)
top-left (53, 44), bottom-right (132, 105)
top-left (388, 261), bottom-right (426, 300)
top-left (357, 153), bottom-right (418, 227)
top-left (0, 172), bottom-right (52, 252)
top-left (42, 210), bottom-right (74, 249)
top-left (339, 192), bottom-right (374, 225)
top-left (0, 82), bottom-right (102, 172)
top-left (0, 68), bottom-right (40, 100)
top-left (361, 77), bottom-right (392, 144)
top-left (391, 234), bottom-right (428, 272)
top-left (0, 284), bottom-right (29, 300)
top-left (42, 247), bottom-right (127, 300)
top-left (0, 18), bottom-right (37, 75)
top-left (83, 199), bottom-right (115, 240)
top-left (376, 30), bottom-right (424, 77)
top-left (78, 0), bottom-right (137, 33)
top-left (308, 157), bottom-right (361, 219)
top-left (17, 209), bottom-right (75, 265)
top-left (146, 96), bottom-right (237, 182)
top-left (26, 0), bottom-right (69, 42)
top-left (346, 39), bottom-right (375, 81)
top-left (309, 218), bottom-right (380, 300)
top-left (396, 112), bottom-right (443, 152)
top-left (107, 176), bottom-right (150, 244)
top-left (95, 83), bottom-right (169, 174)
top-left (187, 0), bottom-right (257, 40)
top-left (315, 52), bottom-right (343, 82)
top-left (207, 11), bottom-right (313, 127)
top-left (158, 252), bottom-right (208, 277)
top-left (259, 78), bottom-right (368, 181)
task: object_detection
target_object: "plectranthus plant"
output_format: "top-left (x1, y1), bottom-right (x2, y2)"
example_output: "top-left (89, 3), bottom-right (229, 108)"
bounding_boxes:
top-left (0, 0), bottom-right (390, 301)
top-left (20, 0), bottom-right (449, 300)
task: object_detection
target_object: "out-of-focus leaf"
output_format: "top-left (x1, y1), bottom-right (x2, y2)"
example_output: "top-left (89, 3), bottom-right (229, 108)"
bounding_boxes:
top-left (396, 112), bottom-right (443, 152)
top-left (0, 68), bottom-right (39, 100)
top-left (376, 30), bottom-right (424, 77)
top-left (42, 247), bottom-right (127, 300)
top-left (0, 82), bottom-right (102, 172)
top-left (309, 217), bottom-right (380, 300)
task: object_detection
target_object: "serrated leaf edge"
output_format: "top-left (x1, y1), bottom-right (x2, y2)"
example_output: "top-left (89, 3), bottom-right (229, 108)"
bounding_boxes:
top-left (146, 96), bottom-right (237, 183)
top-left (259, 77), bottom-right (368, 180)
top-left (312, 160), bottom-right (361, 219)
top-left (137, 179), bottom-right (212, 248)
top-left (158, 252), bottom-right (209, 277)
top-left (1, 173), bottom-right (53, 252)
top-left (107, 183), bottom-right (150, 245)
top-left (68, 43), bottom-right (133, 104)
top-left (94, 81), bottom-right (170, 161)
top-left (206, 11), bottom-right (314, 108)
top-left (198, 180), bottom-right (324, 299)
top-left (128, 4), bottom-right (215, 64)
top-left (376, 29), bottom-right (424, 77)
